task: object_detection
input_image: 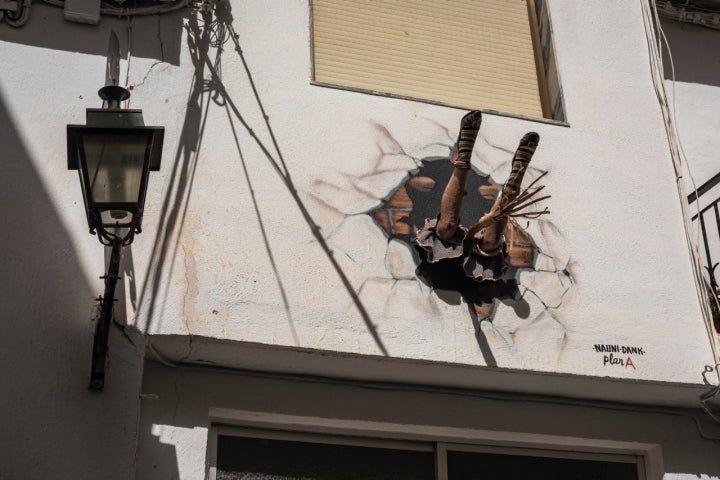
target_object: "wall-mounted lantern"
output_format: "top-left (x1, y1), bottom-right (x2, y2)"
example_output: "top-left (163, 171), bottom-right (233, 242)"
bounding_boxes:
top-left (67, 84), bottom-right (163, 391)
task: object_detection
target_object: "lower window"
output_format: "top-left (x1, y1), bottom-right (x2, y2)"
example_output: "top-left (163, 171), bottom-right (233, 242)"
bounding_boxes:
top-left (211, 427), bottom-right (641, 480)
top-left (447, 449), bottom-right (638, 480)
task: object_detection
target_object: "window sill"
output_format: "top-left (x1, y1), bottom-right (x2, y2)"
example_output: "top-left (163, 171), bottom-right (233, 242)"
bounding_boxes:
top-left (309, 80), bottom-right (571, 128)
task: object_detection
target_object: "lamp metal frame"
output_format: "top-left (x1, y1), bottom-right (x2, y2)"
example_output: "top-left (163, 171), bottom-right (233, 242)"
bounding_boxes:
top-left (67, 85), bottom-right (163, 390)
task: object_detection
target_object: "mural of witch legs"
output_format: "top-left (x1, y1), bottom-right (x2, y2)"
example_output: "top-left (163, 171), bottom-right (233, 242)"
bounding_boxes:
top-left (416, 110), bottom-right (549, 313)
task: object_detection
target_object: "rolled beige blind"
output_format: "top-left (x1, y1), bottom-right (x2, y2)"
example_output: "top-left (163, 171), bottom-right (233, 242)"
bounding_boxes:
top-left (312, 0), bottom-right (545, 119)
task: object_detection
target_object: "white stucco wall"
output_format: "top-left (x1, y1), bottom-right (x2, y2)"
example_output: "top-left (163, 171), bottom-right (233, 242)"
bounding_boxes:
top-left (2, 1), bottom-right (720, 478)
top-left (114, 0), bottom-right (717, 385)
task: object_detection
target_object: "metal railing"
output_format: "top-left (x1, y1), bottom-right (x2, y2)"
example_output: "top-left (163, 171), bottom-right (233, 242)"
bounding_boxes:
top-left (689, 172), bottom-right (720, 333)
top-left (689, 171), bottom-right (720, 292)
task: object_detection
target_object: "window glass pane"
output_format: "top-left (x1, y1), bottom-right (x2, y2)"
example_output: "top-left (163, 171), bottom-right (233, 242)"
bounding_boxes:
top-left (216, 435), bottom-right (435, 480)
top-left (447, 450), bottom-right (638, 480)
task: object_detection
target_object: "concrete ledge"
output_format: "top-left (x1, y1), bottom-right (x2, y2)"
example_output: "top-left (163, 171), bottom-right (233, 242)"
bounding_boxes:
top-left (145, 334), bottom-right (718, 410)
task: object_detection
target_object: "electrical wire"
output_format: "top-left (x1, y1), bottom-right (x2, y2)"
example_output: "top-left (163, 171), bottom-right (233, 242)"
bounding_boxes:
top-left (651, 3), bottom-right (720, 394)
top-left (641, 0), bottom-right (720, 423)
top-left (41, 0), bottom-right (192, 17)
top-left (1, 0), bottom-right (32, 27)
top-left (646, 0), bottom-right (720, 376)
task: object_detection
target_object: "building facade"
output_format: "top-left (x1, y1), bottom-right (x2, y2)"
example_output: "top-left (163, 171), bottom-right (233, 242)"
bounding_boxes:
top-left (1, 0), bottom-right (719, 478)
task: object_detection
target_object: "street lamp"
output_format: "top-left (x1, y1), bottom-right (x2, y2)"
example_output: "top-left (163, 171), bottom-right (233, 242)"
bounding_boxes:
top-left (67, 84), bottom-right (163, 391)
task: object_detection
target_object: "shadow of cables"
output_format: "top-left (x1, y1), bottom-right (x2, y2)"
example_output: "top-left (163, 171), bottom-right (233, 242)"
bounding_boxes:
top-left (136, 12), bottom-right (212, 335)
top-left (199, 6), bottom-right (301, 345)
top-left (139, 5), bottom-right (389, 355)
top-left (467, 304), bottom-right (498, 368)
top-left (206, 4), bottom-right (389, 355)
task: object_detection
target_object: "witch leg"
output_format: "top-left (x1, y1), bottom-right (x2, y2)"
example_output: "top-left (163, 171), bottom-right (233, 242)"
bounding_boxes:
top-left (436, 111), bottom-right (482, 240)
top-left (477, 132), bottom-right (540, 252)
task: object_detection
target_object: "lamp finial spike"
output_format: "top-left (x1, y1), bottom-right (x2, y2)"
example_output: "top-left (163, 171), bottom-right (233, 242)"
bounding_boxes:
top-left (105, 31), bottom-right (120, 87)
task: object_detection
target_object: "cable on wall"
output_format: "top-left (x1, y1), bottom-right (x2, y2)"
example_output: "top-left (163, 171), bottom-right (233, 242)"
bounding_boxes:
top-left (641, 0), bottom-right (720, 423)
top-left (0, 0), bottom-right (32, 27)
top-left (41, 0), bottom-right (192, 17)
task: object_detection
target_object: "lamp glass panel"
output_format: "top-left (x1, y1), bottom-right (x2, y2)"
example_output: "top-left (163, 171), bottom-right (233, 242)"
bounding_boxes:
top-left (81, 133), bottom-right (150, 204)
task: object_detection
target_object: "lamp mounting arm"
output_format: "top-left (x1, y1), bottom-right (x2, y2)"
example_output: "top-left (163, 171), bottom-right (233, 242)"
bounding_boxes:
top-left (90, 208), bottom-right (138, 247)
top-left (89, 236), bottom-right (123, 391)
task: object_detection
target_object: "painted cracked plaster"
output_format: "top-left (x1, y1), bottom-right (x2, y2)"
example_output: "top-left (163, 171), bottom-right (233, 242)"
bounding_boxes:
top-left (309, 120), bottom-right (574, 368)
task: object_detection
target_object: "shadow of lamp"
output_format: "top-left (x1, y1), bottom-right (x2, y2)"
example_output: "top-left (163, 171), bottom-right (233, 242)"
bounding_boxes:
top-left (67, 84), bottom-right (164, 391)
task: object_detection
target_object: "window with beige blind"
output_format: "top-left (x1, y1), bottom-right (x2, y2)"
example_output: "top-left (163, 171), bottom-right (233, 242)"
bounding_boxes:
top-left (311, 0), bottom-right (565, 122)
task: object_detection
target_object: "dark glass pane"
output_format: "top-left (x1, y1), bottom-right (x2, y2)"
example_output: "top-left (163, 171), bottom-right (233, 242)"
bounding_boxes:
top-left (81, 133), bottom-right (148, 204)
top-left (447, 450), bottom-right (638, 480)
top-left (216, 435), bottom-right (434, 480)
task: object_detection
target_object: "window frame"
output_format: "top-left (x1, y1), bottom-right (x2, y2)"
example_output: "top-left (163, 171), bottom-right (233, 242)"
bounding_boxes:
top-left (206, 409), bottom-right (661, 480)
top-left (308, 0), bottom-right (568, 126)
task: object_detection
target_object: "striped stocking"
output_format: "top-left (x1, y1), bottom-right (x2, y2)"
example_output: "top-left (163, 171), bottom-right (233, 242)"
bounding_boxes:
top-left (502, 132), bottom-right (539, 201)
top-left (451, 110), bottom-right (482, 169)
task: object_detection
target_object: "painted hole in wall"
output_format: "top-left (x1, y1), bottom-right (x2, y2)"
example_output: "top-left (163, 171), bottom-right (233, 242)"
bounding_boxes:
top-left (363, 116), bottom-right (572, 324)
top-left (310, 118), bottom-right (575, 363)
top-left (369, 155), bottom-right (534, 318)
